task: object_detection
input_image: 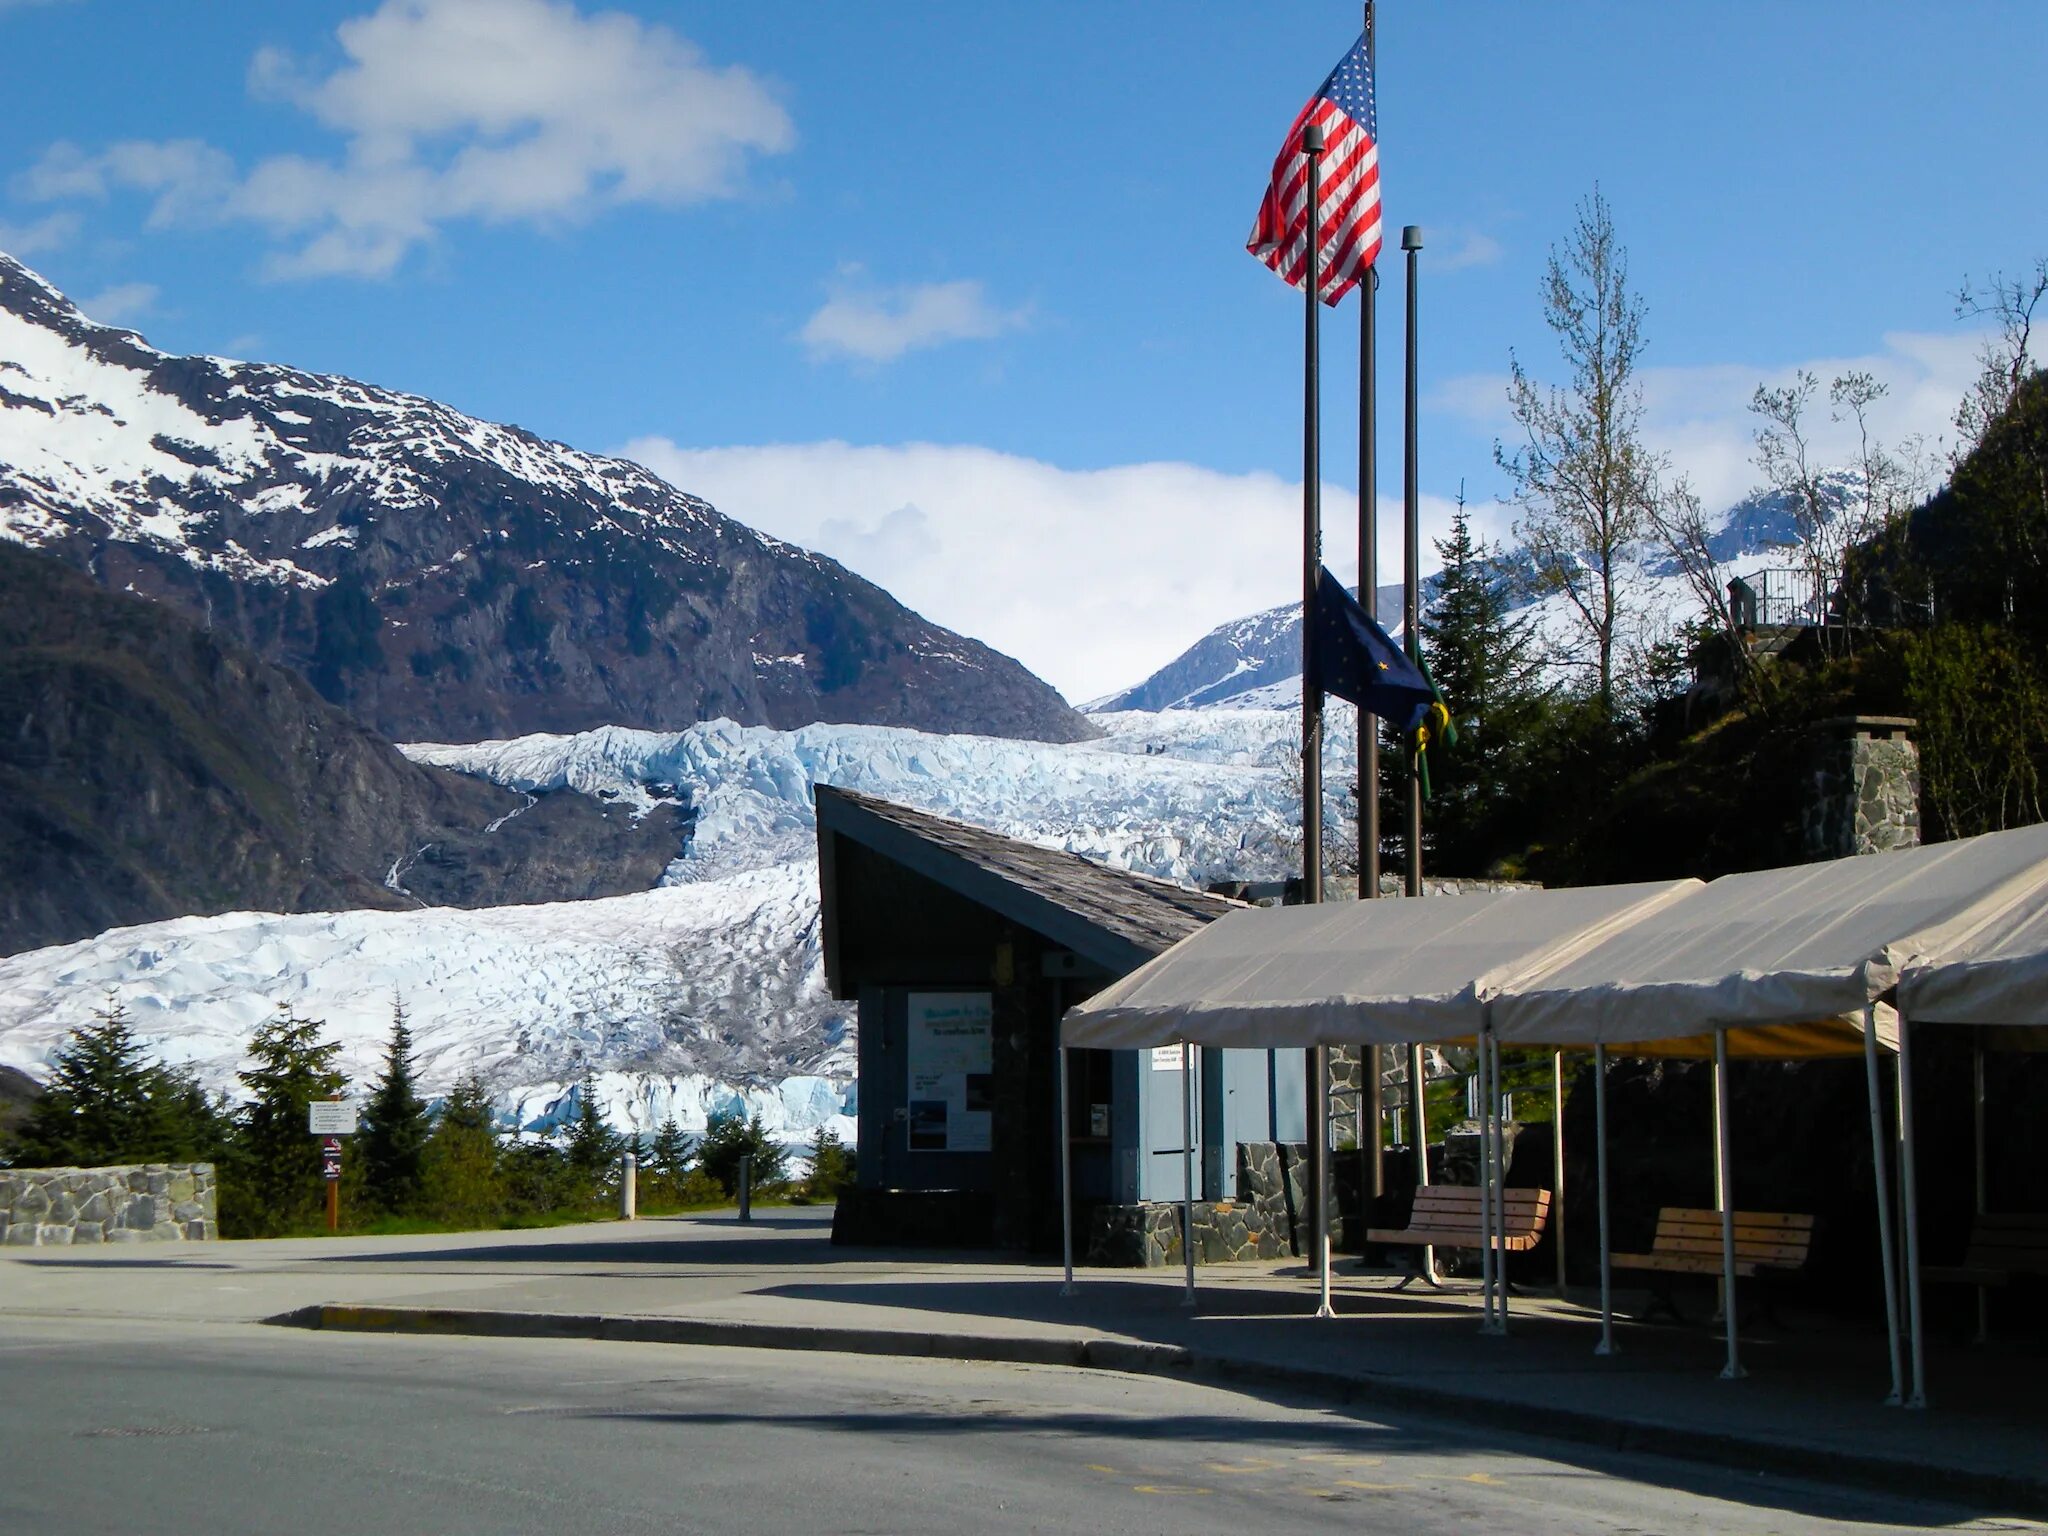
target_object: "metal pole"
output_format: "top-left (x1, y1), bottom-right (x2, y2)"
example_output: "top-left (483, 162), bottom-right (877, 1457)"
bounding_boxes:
top-left (1714, 1028), bottom-right (1744, 1380)
top-left (1059, 1045), bottom-right (1076, 1297)
top-left (738, 1154), bottom-right (753, 1223)
top-left (1401, 224), bottom-right (1423, 899)
top-left (1315, 1045), bottom-right (1334, 1317)
top-left (1477, 1034), bottom-right (1496, 1330)
top-left (1973, 1034), bottom-right (1988, 1344)
top-left (1594, 1044), bottom-right (1617, 1356)
top-left (1180, 1040), bottom-right (1197, 1308)
top-left (1552, 1051), bottom-right (1567, 1295)
top-left (1711, 1044), bottom-right (1727, 1319)
top-left (1863, 1006), bottom-right (1906, 1404)
top-left (1409, 1042), bottom-right (1434, 1284)
top-left (620, 1151), bottom-right (637, 1221)
top-left (1493, 1033), bottom-right (1510, 1334)
top-left (1299, 118), bottom-right (1330, 1304)
top-left (1896, 1018), bottom-right (1927, 1408)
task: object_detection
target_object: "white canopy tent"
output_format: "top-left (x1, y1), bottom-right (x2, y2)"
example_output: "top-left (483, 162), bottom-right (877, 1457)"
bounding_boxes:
top-left (1060, 879), bottom-right (1701, 1318)
top-left (1491, 821), bottom-right (2048, 1399)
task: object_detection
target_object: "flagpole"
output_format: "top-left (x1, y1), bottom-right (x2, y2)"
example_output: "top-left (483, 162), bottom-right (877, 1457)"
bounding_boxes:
top-left (1299, 118), bottom-right (1334, 1318)
top-left (1357, 0), bottom-right (1382, 1209)
top-left (1401, 223), bottom-right (1423, 899)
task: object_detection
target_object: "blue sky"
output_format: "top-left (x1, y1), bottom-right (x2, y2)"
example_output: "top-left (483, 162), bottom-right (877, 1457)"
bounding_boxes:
top-left (3, 0), bottom-right (2044, 701)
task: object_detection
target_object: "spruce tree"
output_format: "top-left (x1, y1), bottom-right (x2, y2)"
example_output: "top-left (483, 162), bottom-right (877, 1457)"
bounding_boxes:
top-left (563, 1070), bottom-right (623, 1202)
top-left (1418, 503), bottom-right (1552, 873)
top-left (358, 996), bottom-right (431, 1216)
top-left (697, 1110), bottom-right (786, 1196)
top-left (9, 996), bottom-right (226, 1168)
top-left (231, 1003), bottom-right (347, 1236)
top-left (646, 1115), bottom-right (691, 1200)
top-left (422, 1073), bottom-right (503, 1226)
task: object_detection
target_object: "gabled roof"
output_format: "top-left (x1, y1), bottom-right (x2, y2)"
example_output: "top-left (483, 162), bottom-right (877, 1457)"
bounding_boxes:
top-left (814, 784), bottom-right (1240, 982)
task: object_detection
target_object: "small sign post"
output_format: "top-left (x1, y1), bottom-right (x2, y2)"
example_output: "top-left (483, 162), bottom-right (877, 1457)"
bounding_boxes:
top-left (309, 1100), bottom-right (353, 1231)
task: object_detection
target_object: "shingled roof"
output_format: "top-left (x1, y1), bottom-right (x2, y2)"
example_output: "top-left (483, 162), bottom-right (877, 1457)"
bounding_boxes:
top-left (814, 784), bottom-right (1241, 980)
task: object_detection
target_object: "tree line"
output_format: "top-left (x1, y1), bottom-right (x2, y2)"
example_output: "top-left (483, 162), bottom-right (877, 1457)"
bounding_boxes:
top-left (1344, 188), bottom-right (2048, 885)
top-left (1, 996), bottom-right (852, 1237)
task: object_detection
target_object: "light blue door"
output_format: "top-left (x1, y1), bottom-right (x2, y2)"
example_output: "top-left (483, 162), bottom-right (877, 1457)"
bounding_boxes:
top-left (1140, 1045), bottom-right (1202, 1202)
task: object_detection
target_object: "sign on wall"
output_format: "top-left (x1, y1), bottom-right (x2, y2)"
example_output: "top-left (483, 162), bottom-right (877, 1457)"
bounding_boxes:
top-left (906, 992), bottom-right (993, 1153)
top-left (1149, 1044), bottom-right (1186, 1072)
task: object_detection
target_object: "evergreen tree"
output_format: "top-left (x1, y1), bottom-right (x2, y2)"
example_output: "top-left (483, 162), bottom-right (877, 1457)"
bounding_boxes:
top-left (9, 996), bottom-right (227, 1168)
top-left (802, 1125), bottom-right (855, 1202)
top-left (357, 996), bottom-right (431, 1215)
top-left (1418, 504), bottom-right (1553, 873)
top-left (696, 1110), bottom-right (786, 1197)
top-left (563, 1071), bottom-right (623, 1203)
top-left (422, 1073), bottom-right (503, 1225)
top-left (230, 1003), bottom-right (347, 1236)
top-left (646, 1115), bottom-right (691, 1195)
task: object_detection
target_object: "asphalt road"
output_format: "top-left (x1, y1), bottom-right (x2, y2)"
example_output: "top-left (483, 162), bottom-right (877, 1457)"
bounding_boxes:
top-left (0, 1316), bottom-right (2033, 1536)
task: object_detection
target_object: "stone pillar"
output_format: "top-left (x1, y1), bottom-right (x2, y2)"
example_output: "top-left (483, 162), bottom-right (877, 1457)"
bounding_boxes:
top-left (1802, 716), bottom-right (1920, 860)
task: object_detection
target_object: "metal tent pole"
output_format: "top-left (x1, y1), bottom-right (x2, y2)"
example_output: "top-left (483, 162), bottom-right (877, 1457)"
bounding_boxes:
top-left (1714, 1028), bottom-right (1744, 1380)
top-left (1315, 1042), bottom-right (1334, 1318)
top-left (1409, 1042), bottom-right (1435, 1285)
top-left (1059, 1045), bottom-right (1076, 1297)
top-left (1973, 1034), bottom-right (1989, 1345)
top-left (1180, 1040), bottom-right (1197, 1308)
top-left (1862, 1004), bottom-right (1907, 1406)
top-left (1477, 1034), bottom-right (1497, 1331)
top-left (1896, 1017), bottom-right (1927, 1408)
top-left (1552, 1050), bottom-right (1567, 1296)
top-left (1494, 1033), bottom-right (1510, 1333)
top-left (1594, 1044), bottom-right (1618, 1356)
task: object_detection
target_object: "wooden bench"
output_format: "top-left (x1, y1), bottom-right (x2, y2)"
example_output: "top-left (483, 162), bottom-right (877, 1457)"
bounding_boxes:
top-left (1613, 1208), bottom-right (1815, 1323)
top-left (1923, 1212), bottom-right (2048, 1290)
top-left (1367, 1185), bottom-right (1552, 1285)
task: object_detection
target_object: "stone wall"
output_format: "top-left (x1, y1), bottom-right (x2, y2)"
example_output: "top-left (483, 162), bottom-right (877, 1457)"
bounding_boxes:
top-left (1802, 716), bottom-right (1920, 860)
top-left (0, 1163), bottom-right (218, 1246)
top-left (1085, 1141), bottom-right (1312, 1266)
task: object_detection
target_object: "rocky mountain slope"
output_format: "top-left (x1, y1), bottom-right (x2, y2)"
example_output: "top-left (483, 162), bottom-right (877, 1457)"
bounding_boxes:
top-left (0, 538), bottom-right (685, 956)
top-left (0, 252), bottom-right (1092, 745)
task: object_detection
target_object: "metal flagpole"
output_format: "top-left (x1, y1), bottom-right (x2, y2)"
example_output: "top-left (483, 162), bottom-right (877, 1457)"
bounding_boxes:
top-left (1059, 1045), bottom-right (1076, 1297)
top-left (1409, 1042), bottom-right (1435, 1284)
top-left (1594, 1044), bottom-right (1618, 1356)
top-left (1400, 224), bottom-right (1423, 900)
top-left (1181, 1040), bottom-right (1197, 1308)
top-left (1297, 117), bottom-right (1333, 1313)
top-left (1896, 1017), bottom-right (1927, 1408)
top-left (1356, 0), bottom-right (1383, 1222)
top-left (1862, 1004), bottom-right (1907, 1406)
top-left (1715, 1028), bottom-right (1745, 1380)
top-left (1477, 1034), bottom-right (1496, 1329)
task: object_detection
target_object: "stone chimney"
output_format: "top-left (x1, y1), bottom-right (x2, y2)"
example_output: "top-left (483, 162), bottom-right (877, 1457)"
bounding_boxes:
top-left (1802, 716), bottom-right (1919, 860)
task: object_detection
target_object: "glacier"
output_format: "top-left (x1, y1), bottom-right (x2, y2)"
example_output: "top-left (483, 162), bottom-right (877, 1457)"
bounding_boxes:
top-left (0, 708), bottom-right (1342, 1148)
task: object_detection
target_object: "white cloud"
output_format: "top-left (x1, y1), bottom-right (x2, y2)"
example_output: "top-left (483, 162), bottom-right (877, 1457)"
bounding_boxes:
top-left (620, 437), bottom-right (1471, 704)
top-left (77, 281), bottom-right (158, 324)
top-left (0, 209), bottom-right (77, 256)
top-left (800, 278), bottom-right (1029, 365)
top-left (21, 0), bottom-right (794, 278)
top-left (1431, 229), bottom-right (1504, 273)
top-left (1439, 327), bottom-right (1984, 519)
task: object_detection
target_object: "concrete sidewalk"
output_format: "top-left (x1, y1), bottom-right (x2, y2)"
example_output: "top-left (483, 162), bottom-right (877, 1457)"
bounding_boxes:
top-left (4, 1208), bottom-right (2043, 1519)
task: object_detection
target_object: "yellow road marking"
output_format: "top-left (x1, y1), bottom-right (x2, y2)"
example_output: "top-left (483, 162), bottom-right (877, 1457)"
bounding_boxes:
top-left (1295, 1452), bottom-right (1386, 1466)
top-left (1461, 1472), bottom-right (1504, 1485)
top-left (1338, 1480), bottom-right (1413, 1491)
top-left (1085, 1464), bottom-right (1117, 1474)
top-left (1132, 1484), bottom-right (1212, 1497)
top-left (1206, 1458), bottom-right (1283, 1474)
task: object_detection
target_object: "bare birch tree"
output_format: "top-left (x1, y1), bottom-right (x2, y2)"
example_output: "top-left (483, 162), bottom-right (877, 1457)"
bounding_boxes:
top-left (1497, 188), bottom-right (1656, 716)
top-left (1955, 257), bottom-right (2048, 456)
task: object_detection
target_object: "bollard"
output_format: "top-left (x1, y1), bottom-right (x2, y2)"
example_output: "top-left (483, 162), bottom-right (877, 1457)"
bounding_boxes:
top-left (737, 1154), bottom-right (753, 1223)
top-left (620, 1151), bottom-right (637, 1221)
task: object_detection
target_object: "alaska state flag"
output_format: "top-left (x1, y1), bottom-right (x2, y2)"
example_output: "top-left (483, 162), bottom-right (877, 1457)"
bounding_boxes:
top-left (1306, 566), bottom-right (1434, 725)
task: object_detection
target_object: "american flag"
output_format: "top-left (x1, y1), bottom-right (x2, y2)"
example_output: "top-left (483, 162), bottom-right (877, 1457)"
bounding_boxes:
top-left (1246, 33), bottom-right (1381, 305)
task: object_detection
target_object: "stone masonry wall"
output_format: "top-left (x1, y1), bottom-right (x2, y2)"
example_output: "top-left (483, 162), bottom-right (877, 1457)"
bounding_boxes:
top-left (0, 1163), bottom-right (218, 1246)
top-left (1802, 716), bottom-right (1920, 860)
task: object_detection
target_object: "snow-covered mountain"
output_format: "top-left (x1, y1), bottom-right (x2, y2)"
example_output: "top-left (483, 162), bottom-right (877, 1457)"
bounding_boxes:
top-left (1094, 483), bottom-right (1851, 713)
top-left (0, 252), bottom-right (1090, 745)
top-left (0, 709), bottom-right (1333, 1145)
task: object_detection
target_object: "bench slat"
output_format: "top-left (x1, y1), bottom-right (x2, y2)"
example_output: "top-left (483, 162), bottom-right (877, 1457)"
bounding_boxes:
top-left (1614, 1252), bottom-right (1760, 1277)
top-left (1658, 1208), bottom-right (1813, 1230)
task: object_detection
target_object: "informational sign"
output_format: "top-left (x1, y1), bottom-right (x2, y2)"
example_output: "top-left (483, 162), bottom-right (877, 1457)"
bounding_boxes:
top-left (905, 992), bottom-right (993, 1153)
top-left (1149, 1044), bottom-right (1186, 1072)
top-left (308, 1101), bottom-right (357, 1135)
top-left (321, 1136), bottom-right (343, 1182)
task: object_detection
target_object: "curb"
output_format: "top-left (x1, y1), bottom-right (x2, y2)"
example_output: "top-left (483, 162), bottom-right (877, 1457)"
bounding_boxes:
top-left (270, 1303), bottom-right (2048, 1519)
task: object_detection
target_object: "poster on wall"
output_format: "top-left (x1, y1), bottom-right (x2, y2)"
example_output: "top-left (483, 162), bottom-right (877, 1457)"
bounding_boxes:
top-left (906, 992), bottom-right (994, 1152)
